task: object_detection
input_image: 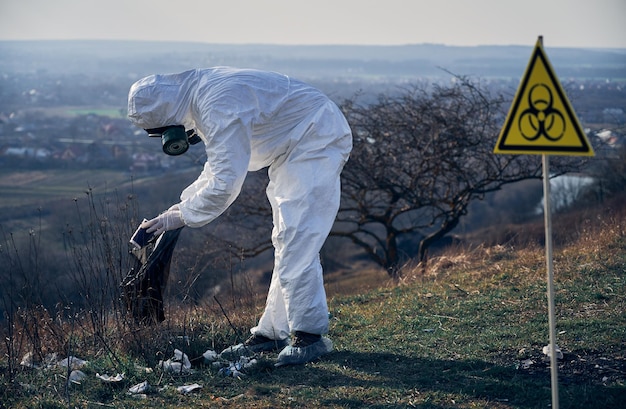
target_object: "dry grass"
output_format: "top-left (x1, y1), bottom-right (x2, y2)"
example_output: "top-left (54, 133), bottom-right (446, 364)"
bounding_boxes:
top-left (1, 195), bottom-right (625, 408)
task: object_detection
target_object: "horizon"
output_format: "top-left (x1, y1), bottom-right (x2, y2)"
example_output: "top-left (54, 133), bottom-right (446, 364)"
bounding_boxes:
top-left (1, 38), bottom-right (625, 51)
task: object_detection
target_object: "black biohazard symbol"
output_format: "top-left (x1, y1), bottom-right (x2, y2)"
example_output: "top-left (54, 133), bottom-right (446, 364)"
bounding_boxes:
top-left (518, 84), bottom-right (566, 142)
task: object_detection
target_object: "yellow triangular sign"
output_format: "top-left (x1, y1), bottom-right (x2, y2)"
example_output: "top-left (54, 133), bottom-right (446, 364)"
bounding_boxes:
top-left (494, 38), bottom-right (594, 156)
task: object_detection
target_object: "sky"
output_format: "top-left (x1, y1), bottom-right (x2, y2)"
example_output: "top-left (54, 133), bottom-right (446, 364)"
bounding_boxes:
top-left (1, 0), bottom-right (625, 49)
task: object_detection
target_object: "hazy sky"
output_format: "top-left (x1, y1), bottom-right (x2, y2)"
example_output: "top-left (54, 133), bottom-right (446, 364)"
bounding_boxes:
top-left (1, 0), bottom-right (625, 48)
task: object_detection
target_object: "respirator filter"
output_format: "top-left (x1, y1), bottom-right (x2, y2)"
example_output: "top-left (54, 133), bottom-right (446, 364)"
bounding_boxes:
top-left (161, 126), bottom-right (189, 156)
top-left (146, 125), bottom-right (201, 156)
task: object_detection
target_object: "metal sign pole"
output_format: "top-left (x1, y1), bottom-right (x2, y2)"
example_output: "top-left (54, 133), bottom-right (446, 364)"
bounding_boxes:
top-left (542, 153), bottom-right (560, 409)
top-left (493, 34), bottom-right (593, 408)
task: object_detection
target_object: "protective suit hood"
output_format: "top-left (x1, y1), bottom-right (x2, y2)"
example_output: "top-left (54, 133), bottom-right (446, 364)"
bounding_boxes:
top-left (128, 69), bottom-right (198, 130)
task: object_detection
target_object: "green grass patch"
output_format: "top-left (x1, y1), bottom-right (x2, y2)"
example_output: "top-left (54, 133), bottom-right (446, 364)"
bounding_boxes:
top-left (0, 169), bottom-right (133, 207)
top-left (1, 198), bottom-right (625, 408)
top-left (65, 108), bottom-right (125, 118)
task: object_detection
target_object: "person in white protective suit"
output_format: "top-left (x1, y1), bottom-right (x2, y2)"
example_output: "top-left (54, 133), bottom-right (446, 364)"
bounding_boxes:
top-left (127, 67), bottom-right (352, 366)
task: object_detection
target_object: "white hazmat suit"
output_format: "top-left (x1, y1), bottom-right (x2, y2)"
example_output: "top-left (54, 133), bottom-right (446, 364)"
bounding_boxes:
top-left (127, 67), bottom-right (352, 348)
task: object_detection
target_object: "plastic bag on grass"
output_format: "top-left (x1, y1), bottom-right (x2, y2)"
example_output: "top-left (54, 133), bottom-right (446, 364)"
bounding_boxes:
top-left (159, 348), bottom-right (192, 374)
top-left (121, 227), bottom-right (183, 325)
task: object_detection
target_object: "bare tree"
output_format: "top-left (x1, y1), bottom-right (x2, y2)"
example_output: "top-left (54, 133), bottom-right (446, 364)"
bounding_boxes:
top-left (588, 139), bottom-right (626, 203)
top-left (196, 76), bottom-right (586, 280)
top-left (335, 77), bottom-right (547, 277)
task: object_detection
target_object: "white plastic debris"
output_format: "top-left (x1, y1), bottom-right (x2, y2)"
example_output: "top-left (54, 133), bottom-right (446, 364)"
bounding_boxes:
top-left (202, 349), bottom-right (219, 363)
top-left (96, 373), bottom-right (125, 382)
top-left (177, 383), bottom-right (202, 394)
top-left (58, 356), bottom-right (89, 369)
top-left (160, 361), bottom-right (187, 374)
top-left (159, 349), bottom-right (192, 374)
top-left (69, 370), bottom-right (87, 384)
top-left (134, 364), bottom-right (153, 373)
top-left (243, 358), bottom-right (258, 369)
top-left (173, 348), bottom-right (191, 368)
top-left (128, 380), bottom-right (150, 394)
top-left (218, 356), bottom-right (257, 378)
top-left (218, 365), bottom-right (245, 379)
top-left (20, 352), bottom-right (59, 369)
top-left (20, 352), bottom-right (36, 368)
top-left (521, 359), bottom-right (535, 369)
top-left (542, 344), bottom-right (564, 360)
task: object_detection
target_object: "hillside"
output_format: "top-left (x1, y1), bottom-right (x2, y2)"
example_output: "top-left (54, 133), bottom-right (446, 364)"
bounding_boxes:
top-left (1, 40), bottom-right (625, 408)
top-left (1, 196), bottom-right (624, 408)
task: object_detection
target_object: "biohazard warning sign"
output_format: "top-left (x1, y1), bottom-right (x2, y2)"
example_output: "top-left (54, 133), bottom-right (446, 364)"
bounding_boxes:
top-left (494, 38), bottom-right (594, 156)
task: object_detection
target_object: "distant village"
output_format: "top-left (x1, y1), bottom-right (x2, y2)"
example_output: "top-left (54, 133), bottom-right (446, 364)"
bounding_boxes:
top-left (0, 44), bottom-right (624, 172)
top-left (0, 109), bottom-right (201, 173)
top-left (0, 103), bottom-right (623, 173)
top-left (0, 98), bottom-right (623, 174)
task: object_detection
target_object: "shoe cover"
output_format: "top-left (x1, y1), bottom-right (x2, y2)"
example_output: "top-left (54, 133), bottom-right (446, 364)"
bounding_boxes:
top-left (220, 338), bottom-right (288, 361)
top-left (275, 337), bottom-right (333, 367)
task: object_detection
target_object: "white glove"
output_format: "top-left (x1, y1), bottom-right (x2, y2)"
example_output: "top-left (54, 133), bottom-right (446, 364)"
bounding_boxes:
top-left (141, 208), bottom-right (185, 235)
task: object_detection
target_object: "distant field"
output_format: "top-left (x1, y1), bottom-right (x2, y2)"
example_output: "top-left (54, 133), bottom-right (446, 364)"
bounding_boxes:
top-left (0, 169), bottom-right (138, 208)
top-left (0, 168), bottom-right (196, 235)
top-left (0, 168), bottom-right (199, 207)
top-left (24, 106), bottom-right (126, 118)
top-left (65, 108), bottom-right (126, 117)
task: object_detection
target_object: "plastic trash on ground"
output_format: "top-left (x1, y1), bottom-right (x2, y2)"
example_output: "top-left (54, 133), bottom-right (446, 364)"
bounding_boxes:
top-left (96, 373), bottom-right (125, 382)
top-left (159, 348), bottom-right (192, 374)
top-left (521, 359), bottom-right (534, 369)
top-left (219, 343), bottom-right (248, 361)
top-left (542, 344), bottom-right (564, 360)
top-left (202, 349), bottom-right (218, 363)
top-left (177, 383), bottom-right (202, 394)
top-left (217, 356), bottom-right (257, 379)
top-left (58, 356), bottom-right (89, 369)
top-left (20, 352), bottom-right (37, 369)
top-left (275, 337), bottom-right (333, 367)
top-left (20, 352), bottom-right (59, 369)
top-left (134, 364), bottom-right (153, 373)
top-left (218, 365), bottom-right (245, 379)
top-left (128, 380), bottom-right (150, 394)
top-left (242, 357), bottom-right (258, 369)
top-left (69, 370), bottom-right (87, 384)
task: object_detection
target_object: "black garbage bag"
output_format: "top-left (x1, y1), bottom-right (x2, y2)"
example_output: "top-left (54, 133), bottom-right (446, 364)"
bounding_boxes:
top-left (121, 227), bottom-right (183, 325)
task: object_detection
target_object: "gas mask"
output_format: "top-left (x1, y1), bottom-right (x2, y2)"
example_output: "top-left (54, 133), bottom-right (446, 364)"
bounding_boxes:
top-left (145, 125), bottom-right (201, 156)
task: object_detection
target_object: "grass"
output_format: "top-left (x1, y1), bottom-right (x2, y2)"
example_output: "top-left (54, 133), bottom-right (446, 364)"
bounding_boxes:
top-left (1, 201), bottom-right (625, 408)
top-left (0, 169), bottom-right (133, 208)
top-left (22, 106), bottom-right (126, 119)
top-left (64, 108), bottom-right (126, 118)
